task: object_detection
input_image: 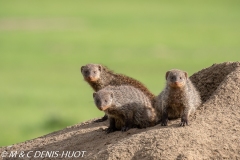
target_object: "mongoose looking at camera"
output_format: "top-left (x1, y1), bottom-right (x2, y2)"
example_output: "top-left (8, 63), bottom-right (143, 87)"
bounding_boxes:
top-left (81, 63), bottom-right (155, 122)
top-left (156, 69), bottom-right (201, 126)
top-left (93, 85), bottom-right (157, 133)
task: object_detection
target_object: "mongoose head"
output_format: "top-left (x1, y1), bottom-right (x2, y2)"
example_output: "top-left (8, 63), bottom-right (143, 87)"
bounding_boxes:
top-left (81, 64), bottom-right (102, 82)
top-left (93, 90), bottom-right (113, 111)
top-left (166, 69), bottom-right (188, 88)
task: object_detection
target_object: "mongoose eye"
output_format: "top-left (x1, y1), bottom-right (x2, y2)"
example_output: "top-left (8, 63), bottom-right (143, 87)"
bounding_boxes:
top-left (93, 71), bottom-right (96, 74)
top-left (84, 70), bottom-right (89, 74)
top-left (104, 100), bottom-right (108, 103)
top-left (96, 99), bottom-right (100, 104)
top-left (179, 77), bottom-right (182, 80)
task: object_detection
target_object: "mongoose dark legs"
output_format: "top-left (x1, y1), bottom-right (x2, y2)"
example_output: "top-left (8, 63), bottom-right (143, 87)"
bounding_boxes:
top-left (94, 114), bottom-right (108, 122)
top-left (106, 118), bottom-right (118, 133)
top-left (161, 107), bottom-right (169, 126)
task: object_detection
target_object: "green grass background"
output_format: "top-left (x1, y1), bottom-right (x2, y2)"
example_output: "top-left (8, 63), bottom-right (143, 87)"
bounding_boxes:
top-left (0, 0), bottom-right (240, 146)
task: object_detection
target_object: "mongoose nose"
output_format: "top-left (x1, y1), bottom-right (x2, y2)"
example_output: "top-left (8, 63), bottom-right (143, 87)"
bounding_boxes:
top-left (174, 82), bottom-right (183, 88)
top-left (88, 76), bottom-right (95, 81)
top-left (89, 76), bottom-right (99, 82)
top-left (97, 106), bottom-right (103, 111)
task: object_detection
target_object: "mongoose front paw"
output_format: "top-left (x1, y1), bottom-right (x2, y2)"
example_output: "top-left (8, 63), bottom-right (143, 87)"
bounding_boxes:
top-left (179, 117), bottom-right (188, 127)
top-left (94, 119), bottom-right (104, 122)
top-left (94, 115), bottom-right (108, 123)
top-left (161, 119), bottom-right (168, 126)
top-left (106, 127), bottom-right (116, 133)
top-left (121, 126), bottom-right (130, 132)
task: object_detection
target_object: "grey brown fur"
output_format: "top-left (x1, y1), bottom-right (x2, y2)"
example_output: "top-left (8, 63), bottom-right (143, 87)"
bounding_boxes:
top-left (93, 85), bottom-right (157, 133)
top-left (155, 69), bottom-right (201, 126)
top-left (81, 63), bottom-right (155, 122)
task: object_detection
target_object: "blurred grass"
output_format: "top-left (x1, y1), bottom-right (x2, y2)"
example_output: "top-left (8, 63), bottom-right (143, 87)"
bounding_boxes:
top-left (0, 0), bottom-right (240, 146)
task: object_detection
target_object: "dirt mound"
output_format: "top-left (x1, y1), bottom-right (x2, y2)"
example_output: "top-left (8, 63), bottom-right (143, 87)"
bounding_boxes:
top-left (190, 61), bottom-right (240, 103)
top-left (1, 62), bottom-right (240, 160)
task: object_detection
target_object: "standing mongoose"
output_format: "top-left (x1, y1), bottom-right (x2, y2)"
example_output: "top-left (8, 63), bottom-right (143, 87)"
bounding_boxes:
top-left (93, 85), bottom-right (157, 133)
top-left (155, 69), bottom-right (201, 126)
top-left (81, 63), bottom-right (155, 122)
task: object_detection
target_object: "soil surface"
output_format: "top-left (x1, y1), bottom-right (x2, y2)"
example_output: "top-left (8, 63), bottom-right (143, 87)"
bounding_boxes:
top-left (1, 62), bottom-right (240, 160)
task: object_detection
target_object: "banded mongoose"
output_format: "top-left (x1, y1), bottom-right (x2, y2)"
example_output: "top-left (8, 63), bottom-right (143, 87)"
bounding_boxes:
top-left (93, 85), bottom-right (157, 133)
top-left (81, 63), bottom-right (155, 122)
top-left (156, 69), bottom-right (201, 126)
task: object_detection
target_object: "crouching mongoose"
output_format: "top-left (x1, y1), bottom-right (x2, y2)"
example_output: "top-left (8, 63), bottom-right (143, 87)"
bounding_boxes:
top-left (93, 85), bottom-right (157, 133)
top-left (156, 69), bottom-right (201, 126)
top-left (81, 63), bottom-right (155, 122)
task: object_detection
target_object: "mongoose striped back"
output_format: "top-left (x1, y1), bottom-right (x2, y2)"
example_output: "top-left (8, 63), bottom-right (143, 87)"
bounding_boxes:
top-left (94, 85), bottom-right (157, 130)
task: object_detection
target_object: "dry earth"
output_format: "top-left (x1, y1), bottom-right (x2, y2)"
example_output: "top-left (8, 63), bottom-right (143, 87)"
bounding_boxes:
top-left (1, 62), bottom-right (240, 160)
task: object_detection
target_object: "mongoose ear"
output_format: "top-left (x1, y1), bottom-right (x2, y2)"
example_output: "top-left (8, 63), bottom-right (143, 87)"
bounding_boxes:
top-left (81, 66), bottom-right (84, 72)
top-left (93, 92), bottom-right (96, 98)
top-left (165, 71), bottom-right (170, 80)
top-left (184, 72), bottom-right (188, 79)
top-left (98, 65), bottom-right (102, 72)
